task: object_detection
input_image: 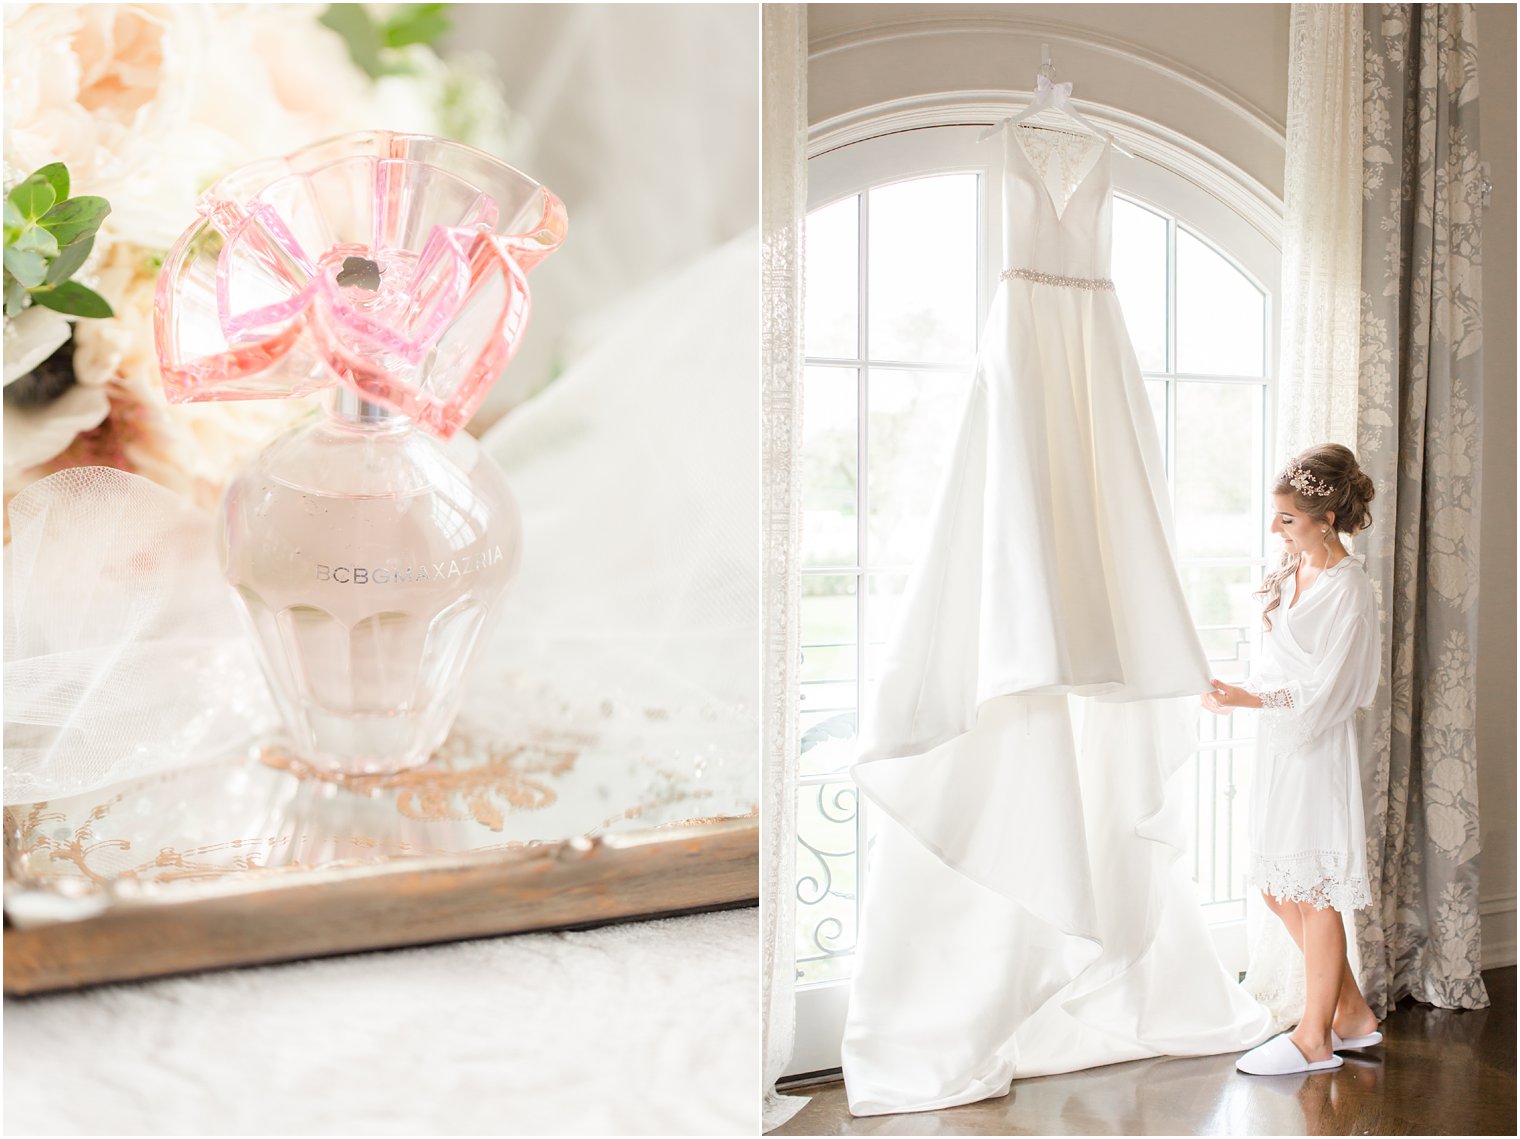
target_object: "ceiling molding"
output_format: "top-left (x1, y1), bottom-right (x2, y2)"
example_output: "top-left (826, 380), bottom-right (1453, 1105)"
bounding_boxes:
top-left (809, 15), bottom-right (1286, 143)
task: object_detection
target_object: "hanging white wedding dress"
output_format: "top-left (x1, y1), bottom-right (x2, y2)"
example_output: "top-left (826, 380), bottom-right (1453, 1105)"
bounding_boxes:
top-left (840, 124), bottom-right (1272, 1116)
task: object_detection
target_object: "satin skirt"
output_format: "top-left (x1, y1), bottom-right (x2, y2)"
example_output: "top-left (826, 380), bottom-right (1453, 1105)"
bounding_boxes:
top-left (842, 283), bottom-right (1272, 1116)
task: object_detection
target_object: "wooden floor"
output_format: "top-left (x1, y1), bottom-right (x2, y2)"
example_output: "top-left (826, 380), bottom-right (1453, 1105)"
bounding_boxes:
top-left (773, 966), bottom-right (1516, 1136)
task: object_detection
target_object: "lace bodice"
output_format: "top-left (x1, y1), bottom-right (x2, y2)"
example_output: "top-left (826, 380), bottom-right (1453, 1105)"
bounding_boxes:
top-left (1002, 125), bottom-right (1113, 280)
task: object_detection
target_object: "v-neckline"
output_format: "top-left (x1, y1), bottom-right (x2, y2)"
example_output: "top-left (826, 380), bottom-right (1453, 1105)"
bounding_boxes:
top-left (1287, 555), bottom-right (1347, 611)
top-left (1008, 124), bottom-right (1111, 224)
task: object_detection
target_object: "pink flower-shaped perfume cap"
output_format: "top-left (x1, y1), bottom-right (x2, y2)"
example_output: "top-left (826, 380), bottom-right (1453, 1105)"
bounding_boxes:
top-left (154, 132), bottom-right (566, 439)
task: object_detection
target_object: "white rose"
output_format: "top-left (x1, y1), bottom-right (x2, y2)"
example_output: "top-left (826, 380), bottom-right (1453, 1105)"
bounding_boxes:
top-left (3, 383), bottom-right (110, 488)
top-left (2, 296), bottom-right (109, 488)
top-left (3, 304), bottom-right (71, 386)
top-left (185, 6), bottom-right (381, 169)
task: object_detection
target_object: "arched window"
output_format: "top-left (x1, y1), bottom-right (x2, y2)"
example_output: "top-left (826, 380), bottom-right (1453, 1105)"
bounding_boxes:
top-left (790, 123), bottom-right (1280, 1073)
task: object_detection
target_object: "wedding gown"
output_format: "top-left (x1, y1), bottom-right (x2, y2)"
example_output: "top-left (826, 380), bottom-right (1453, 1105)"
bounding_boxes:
top-left (840, 125), bottom-right (1271, 1116)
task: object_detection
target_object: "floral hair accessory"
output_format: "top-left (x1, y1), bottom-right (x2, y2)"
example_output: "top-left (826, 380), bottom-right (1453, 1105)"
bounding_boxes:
top-left (154, 131), bottom-right (567, 439)
top-left (1283, 461), bottom-right (1334, 498)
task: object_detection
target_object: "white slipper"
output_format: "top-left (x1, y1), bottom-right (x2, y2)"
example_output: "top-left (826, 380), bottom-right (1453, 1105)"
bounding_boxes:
top-left (1236, 1033), bottom-right (1343, 1075)
top-left (1331, 1028), bottom-right (1383, 1050)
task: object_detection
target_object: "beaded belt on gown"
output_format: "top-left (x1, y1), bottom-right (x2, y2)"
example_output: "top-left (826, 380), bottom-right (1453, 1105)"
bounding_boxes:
top-left (1001, 267), bottom-right (1115, 291)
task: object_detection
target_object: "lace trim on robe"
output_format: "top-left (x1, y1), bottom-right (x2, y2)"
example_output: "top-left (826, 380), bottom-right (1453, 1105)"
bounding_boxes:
top-left (1241, 677), bottom-right (1319, 755)
top-left (1249, 849), bottom-right (1372, 912)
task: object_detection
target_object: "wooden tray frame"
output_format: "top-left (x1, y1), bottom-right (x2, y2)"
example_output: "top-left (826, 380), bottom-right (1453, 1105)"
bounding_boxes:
top-left (4, 815), bottom-right (757, 996)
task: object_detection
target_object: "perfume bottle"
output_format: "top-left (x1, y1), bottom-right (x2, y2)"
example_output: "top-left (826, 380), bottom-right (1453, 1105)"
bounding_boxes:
top-left (155, 132), bottom-right (566, 774)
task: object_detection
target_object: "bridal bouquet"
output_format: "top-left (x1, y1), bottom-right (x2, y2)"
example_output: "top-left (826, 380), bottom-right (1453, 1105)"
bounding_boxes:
top-left (2, 3), bottom-right (509, 511)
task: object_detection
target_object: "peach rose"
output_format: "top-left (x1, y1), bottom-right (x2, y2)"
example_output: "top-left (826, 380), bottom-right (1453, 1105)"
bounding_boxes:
top-left (4, 4), bottom-right (204, 247)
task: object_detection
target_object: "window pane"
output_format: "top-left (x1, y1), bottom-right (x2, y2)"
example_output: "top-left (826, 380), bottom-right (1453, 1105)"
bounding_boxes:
top-left (800, 574), bottom-right (857, 776)
top-left (1176, 228), bottom-right (1266, 376)
top-left (1197, 696), bottom-right (1256, 749)
top-left (1181, 562), bottom-right (1260, 669)
top-left (805, 196), bottom-right (860, 359)
top-left (801, 366), bottom-right (858, 567)
top-left (1173, 381), bottom-right (1266, 558)
top-left (862, 571), bottom-right (910, 695)
top-left (795, 780), bottom-right (860, 983)
top-left (867, 175), bottom-right (978, 364)
top-left (1112, 197), bottom-right (1168, 371)
top-left (1177, 746), bottom-right (1255, 907)
top-left (866, 367), bottom-right (972, 568)
top-left (1144, 378), bottom-right (1167, 459)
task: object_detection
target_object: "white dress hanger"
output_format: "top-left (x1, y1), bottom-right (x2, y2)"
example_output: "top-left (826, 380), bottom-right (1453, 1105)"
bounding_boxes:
top-left (980, 43), bottom-right (1133, 157)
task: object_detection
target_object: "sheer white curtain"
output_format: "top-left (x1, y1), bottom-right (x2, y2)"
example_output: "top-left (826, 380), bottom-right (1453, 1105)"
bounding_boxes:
top-left (759, 4), bottom-right (808, 1131)
top-left (1274, 3), bottom-right (1364, 457)
top-left (1244, 0), bottom-right (1368, 1031)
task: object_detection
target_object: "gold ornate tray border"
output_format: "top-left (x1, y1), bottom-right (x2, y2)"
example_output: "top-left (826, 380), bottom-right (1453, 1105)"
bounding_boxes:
top-left (4, 815), bottom-right (758, 996)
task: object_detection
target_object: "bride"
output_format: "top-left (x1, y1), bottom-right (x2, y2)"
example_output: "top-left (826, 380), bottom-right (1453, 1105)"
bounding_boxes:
top-left (1205, 443), bottom-right (1384, 1075)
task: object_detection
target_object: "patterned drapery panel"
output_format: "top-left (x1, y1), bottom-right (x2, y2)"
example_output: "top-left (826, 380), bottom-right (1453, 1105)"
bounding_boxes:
top-left (1355, 2), bottom-right (1489, 1016)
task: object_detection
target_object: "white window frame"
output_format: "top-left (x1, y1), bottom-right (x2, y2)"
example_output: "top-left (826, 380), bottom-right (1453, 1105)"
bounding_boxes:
top-left (789, 123), bottom-right (1281, 1080)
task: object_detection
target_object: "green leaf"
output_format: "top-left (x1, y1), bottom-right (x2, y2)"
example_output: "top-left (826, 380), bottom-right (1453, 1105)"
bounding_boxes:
top-left (8, 174), bottom-right (56, 222)
top-left (45, 234), bottom-right (94, 286)
top-left (13, 224), bottom-right (59, 259)
top-left (33, 162), bottom-right (69, 203)
top-left (4, 245), bottom-right (46, 287)
top-left (39, 196), bottom-right (111, 247)
top-left (381, 3), bottom-right (451, 48)
top-left (4, 199), bottom-right (24, 244)
top-left (5, 278), bottom-right (27, 318)
top-left (30, 279), bottom-right (113, 318)
top-left (320, 4), bottom-right (388, 79)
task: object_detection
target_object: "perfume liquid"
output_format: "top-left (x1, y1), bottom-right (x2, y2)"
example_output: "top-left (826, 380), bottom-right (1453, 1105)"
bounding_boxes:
top-left (220, 394), bottom-right (520, 774)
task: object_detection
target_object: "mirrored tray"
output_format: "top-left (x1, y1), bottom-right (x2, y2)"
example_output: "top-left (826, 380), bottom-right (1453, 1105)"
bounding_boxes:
top-left (4, 725), bottom-right (757, 995)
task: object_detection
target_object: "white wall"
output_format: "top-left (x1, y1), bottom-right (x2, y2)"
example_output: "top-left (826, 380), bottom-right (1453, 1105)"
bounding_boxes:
top-left (808, 1), bottom-right (1517, 969)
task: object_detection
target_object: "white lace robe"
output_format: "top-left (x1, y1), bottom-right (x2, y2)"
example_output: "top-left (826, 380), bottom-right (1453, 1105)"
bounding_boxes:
top-left (1243, 553), bottom-right (1380, 911)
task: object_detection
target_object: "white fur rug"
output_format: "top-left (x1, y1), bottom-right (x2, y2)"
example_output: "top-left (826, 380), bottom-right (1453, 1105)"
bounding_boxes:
top-left (3, 908), bottom-right (758, 1135)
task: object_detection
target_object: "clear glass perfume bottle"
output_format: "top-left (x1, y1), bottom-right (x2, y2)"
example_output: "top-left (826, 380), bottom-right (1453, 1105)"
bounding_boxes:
top-left (219, 388), bottom-right (520, 772)
top-left (155, 132), bottom-right (566, 774)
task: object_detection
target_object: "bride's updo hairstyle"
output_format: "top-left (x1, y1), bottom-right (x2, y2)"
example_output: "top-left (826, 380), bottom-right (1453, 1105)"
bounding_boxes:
top-left (1254, 443), bottom-right (1375, 630)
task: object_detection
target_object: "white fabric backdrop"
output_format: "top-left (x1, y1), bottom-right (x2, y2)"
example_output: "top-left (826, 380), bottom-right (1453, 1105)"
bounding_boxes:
top-left (442, 4), bottom-right (760, 421)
